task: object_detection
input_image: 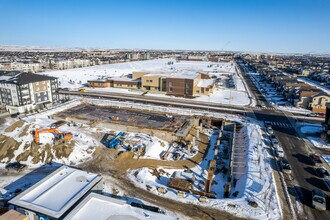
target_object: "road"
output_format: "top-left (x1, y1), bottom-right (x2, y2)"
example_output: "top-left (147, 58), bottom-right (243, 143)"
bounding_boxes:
top-left (238, 59), bottom-right (330, 220)
top-left (58, 90), bottom-right (324, 123)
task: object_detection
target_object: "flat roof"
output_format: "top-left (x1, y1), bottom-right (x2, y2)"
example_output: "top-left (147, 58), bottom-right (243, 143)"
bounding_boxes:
top-left (64, 193), bottom-right (176, 220)
top-left (166, 72), bottom-right (199, 79)
top-left (9, 166), bottom-right (102, 219)
top-left (196, 79), bottom-right (215, 88)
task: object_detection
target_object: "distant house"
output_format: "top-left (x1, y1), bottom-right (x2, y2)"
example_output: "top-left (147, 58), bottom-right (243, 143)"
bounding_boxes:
top-left (296, 90), bottom-right (330, 112)
top-left (309, 93), bottom-right (330, 113)
top-left (0, 72), bottom-right (59, 114)
top-left (9, 166), bottom-right (103, 220)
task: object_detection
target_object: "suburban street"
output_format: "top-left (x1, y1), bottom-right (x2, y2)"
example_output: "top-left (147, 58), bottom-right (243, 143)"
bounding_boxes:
top-left (239, 61), bottom-right (330, 220)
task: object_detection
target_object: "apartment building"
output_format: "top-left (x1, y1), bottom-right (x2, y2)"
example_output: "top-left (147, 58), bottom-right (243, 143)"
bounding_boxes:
top-left (0, 62), bottom-right (42, 73)
top-left (0, 72), bottom-right (59, 114)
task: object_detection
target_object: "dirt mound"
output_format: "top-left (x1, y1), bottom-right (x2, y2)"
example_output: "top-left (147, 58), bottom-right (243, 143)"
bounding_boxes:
top-left (4, 120), bottom-right (24, 132)
top-left (16, 141), bottom-right (75, 164)
top-left (0, 134), bottom-right (21, 162)
top-left (19, 125), bottom-right (30, 138)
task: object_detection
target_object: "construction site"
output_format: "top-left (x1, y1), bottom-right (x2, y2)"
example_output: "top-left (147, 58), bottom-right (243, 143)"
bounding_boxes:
top-left (0, 99), bottom-right (281, 220)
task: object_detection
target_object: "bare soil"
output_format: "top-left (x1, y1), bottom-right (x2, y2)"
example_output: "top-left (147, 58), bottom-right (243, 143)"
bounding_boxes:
top-left (0, 134), bottom-right (21, 162)
top-left (79, 128), bottom-right (244, 219)
top-left (4, 120), bottom-right (24, 132)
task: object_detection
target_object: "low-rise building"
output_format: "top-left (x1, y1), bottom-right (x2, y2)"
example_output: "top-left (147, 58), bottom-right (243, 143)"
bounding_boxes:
top-left (88, 71), bottom-right (215, 97)
top-left (0, 72), bottom-right (59, 114)
top-left (87, 78), bottom-right (111, 88)
top-left (63, 193), bottom-right (174, 220)
top-left (9, 166), bottom-right (103, 220)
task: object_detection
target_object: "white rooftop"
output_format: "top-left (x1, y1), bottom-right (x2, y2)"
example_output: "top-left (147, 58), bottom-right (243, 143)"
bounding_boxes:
top-left (196, 79), bottom-right (215, 88)
top-left (9, 166), bottom-right (102, 219)
top-left (64, 193), bottom-right (176, 220)
top-left (166, 72), bottom-right (199, 79)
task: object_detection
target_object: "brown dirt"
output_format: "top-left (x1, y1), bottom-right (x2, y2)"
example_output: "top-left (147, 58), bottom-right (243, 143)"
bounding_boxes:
top-left (4, 120), bottom-right (24, 132)
top-left (16, 141), bottom-right (75, 164)
top-left (0, 134), bottom-right (21, 162)
top-left (0, 135), bottom-right (20, 159)
top-left (85, 126), bottom-right (209, 171)
top-left (19, 125), bottom-right (30, 138)
top-left (79, 128), bottom-right (244, 220)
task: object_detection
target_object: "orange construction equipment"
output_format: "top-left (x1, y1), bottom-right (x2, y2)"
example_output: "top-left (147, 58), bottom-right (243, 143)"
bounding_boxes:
top-left (34, 128), bottom-right (73, 144)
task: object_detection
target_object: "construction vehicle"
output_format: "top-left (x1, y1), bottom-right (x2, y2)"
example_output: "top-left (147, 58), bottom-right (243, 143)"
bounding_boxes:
top-left (34, 128), bottom-right (73, 145)
top-left (78, 88), bottom-right (86, 92)
top-left (101, 132), bottom-right (124, 149)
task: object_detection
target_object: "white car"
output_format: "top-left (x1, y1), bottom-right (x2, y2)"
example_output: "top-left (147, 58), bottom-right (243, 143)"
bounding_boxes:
top-left (272, 138), bottom-right (280, 149)
top-left (275, 147), bottom-right (285, 157)
top-left (267, 126), bottom-right (274, 134)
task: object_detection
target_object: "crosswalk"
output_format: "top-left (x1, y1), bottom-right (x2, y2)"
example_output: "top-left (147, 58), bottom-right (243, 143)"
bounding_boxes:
top-left (254, 107), bottom-right (276, 110)
top-left (266, 121), bottom-right (291, 128)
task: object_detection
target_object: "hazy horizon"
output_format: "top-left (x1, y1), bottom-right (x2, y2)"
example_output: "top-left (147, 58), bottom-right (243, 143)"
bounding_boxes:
top-left (1, 0), bottom-right (329, 54)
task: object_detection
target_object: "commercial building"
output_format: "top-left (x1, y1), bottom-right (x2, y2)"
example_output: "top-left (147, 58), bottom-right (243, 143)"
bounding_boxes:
top-left (0, 72), bottom-right (59, 114)
top-left (87, 71), bottom-right (215, 97)
top-left (9, 166), bottom-right (103, 220)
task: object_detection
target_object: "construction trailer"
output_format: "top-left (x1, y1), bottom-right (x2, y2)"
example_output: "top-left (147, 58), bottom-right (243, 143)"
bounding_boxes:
top-left (34, 128), bottom-right (73, 145)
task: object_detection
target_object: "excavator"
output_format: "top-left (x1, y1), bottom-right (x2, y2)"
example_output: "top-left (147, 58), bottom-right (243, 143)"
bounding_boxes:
top-left (34, 128), bottom-right (73, 145)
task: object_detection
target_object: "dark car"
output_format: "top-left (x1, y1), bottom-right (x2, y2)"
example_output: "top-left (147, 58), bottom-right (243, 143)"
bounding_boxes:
top-left (315, 167), bottom-right (329, 178)
top-left (309, 153), bottom-right (322, 165)
top-left (279, 158), bottom-right (292, 174)
top-left (5, 162), bottom-right (27, 171)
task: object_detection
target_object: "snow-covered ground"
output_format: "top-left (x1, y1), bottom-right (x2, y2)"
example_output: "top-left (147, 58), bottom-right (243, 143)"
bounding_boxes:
top-left (299, 123), bottom-right (330, 149)
top-left (40, 59), bottom-right (251, 106)
top-left (128, 123), bottom-right (281, 220)
top-left (42, 59), bottom-right (234, 89)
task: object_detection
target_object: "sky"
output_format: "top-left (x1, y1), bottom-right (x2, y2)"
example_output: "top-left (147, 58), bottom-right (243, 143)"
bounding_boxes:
top-left (0, 0), bottom-right (329, 54)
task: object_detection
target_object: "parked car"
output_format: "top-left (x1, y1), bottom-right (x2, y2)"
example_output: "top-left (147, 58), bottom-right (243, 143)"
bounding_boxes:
top-left (275, 147), bottom-right (285, 157)
top-left (266, 125), bottom-right (274, 134)
top-left (315, 167), bottom-right (329, 178)
top-left (309, 153), bottom-right (322, 164)
top-left (312, 189), bottom-right (327, 211)
top-left (279, 158), bottom-right (292, 174)
top-left (272, 138), bottom-right (280, 149)
top-left (5, 162), bottom-right (27, 171)
top-left (324, 177), bottom-right (330, 191)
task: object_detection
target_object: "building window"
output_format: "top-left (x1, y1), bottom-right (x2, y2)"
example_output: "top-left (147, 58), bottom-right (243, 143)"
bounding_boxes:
top-left (169, 82), bottom-right (173, 87)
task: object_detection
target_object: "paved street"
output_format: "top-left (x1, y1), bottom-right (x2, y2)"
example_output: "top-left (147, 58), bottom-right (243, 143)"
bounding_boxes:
top-left (239, 60), bottom-right (330, 220)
